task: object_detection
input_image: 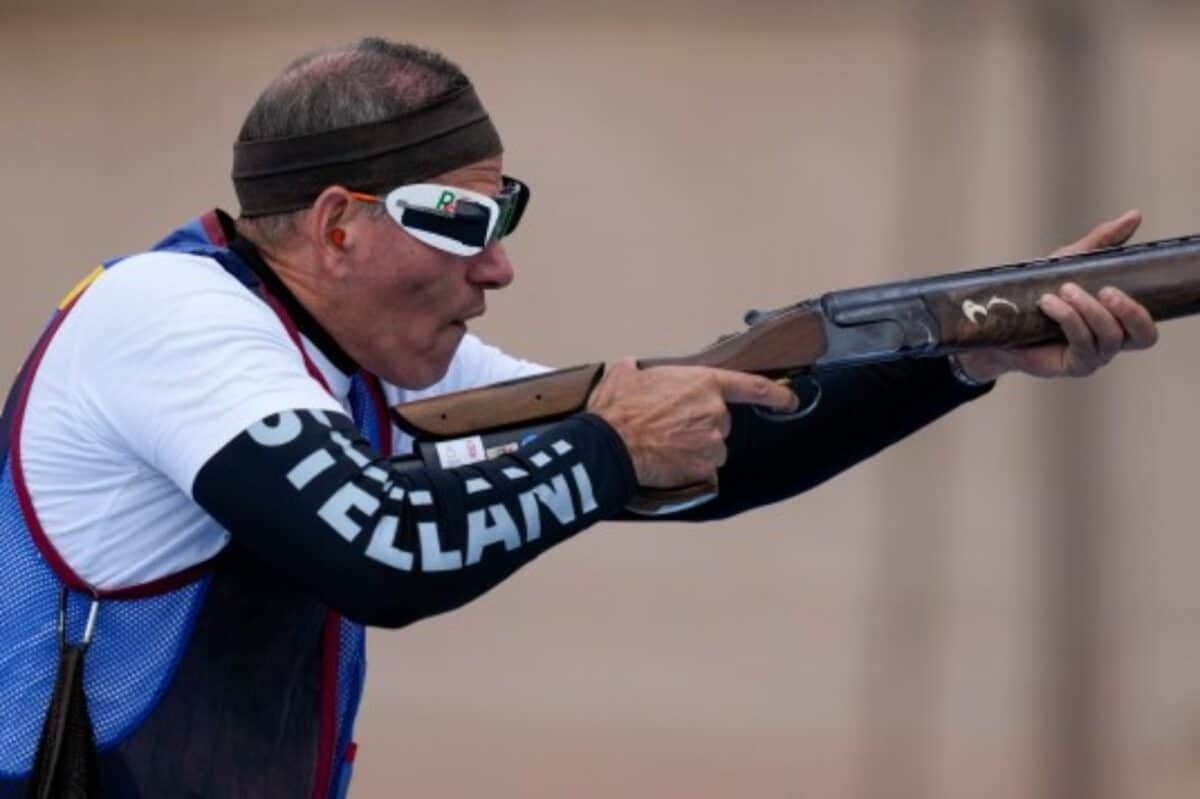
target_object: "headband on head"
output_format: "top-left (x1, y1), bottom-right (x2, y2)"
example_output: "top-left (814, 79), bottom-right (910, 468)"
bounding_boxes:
top-left (232, 84), bottom-right (503, 217)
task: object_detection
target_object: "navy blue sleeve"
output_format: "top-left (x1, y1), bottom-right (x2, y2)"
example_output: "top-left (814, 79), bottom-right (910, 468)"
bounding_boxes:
top-left (654, 357), bottom-right (993, 521)
top-left (192, 410), bottom-right (636, 628)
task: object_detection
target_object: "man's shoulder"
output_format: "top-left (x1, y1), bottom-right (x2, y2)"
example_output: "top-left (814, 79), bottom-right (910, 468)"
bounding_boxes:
top-left (41, 246), bottom-right (294, 405)
top-left (99, 248), bottom-right (249, 297)
top-left (72, 248), bottom-right (272, 336)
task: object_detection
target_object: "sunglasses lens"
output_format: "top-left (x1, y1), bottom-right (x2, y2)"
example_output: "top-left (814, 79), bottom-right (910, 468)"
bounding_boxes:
top-left (454, 201), bottom-right (491, 223)
top-left (494, 177), bottom-right (530, 239)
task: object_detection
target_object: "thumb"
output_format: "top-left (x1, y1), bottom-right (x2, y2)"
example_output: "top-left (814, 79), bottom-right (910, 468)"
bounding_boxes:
top-left (1052, 209), bottom-right (1142, 257)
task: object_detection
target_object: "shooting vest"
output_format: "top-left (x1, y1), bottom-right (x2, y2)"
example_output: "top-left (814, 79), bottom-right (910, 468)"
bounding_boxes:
top-left (0, 211), bottom-right (387, 797)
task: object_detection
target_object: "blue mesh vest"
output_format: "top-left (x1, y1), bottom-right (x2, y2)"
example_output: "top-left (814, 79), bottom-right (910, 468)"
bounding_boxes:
top-left (0, 211), bottom-right (381, 798)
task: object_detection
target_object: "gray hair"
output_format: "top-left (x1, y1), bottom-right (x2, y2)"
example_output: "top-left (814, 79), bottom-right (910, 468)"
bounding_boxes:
top-left (235, 38), bottom-right (469, 248)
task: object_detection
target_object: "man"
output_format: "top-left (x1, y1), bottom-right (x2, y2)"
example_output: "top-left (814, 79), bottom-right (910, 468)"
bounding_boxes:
top-left (0, 38), bottom-right (1156, 797)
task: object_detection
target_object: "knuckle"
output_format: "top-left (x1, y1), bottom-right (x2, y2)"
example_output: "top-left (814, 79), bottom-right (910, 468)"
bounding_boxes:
top-left (611, 359), bottom-right (635, 376)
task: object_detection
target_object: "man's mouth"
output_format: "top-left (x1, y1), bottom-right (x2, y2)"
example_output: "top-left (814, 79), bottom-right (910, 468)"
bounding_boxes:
top-left (451, 306), bottom-right (486, 329)
top-left (458, 305), bottom-right (486, 324)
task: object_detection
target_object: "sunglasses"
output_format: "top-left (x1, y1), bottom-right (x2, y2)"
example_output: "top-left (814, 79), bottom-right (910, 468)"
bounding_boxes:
top-left (348, 176), bottom-right (529, 257)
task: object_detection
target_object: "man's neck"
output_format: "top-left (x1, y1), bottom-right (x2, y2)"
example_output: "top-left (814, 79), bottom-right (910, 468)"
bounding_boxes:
top-left (228, 235), bottom-right (359, 377)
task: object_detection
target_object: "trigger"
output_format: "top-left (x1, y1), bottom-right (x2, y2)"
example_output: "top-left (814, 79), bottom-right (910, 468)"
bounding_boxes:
top-left (754, 374), bottom-right (822, 422)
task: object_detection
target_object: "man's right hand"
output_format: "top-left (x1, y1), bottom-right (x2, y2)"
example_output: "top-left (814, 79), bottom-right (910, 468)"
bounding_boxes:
top-left (586, 359), bottom-right (798, 488)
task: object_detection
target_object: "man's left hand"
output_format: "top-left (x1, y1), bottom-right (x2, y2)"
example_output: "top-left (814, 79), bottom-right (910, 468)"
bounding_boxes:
top-left (954, 209), bottom-right (1160, 384)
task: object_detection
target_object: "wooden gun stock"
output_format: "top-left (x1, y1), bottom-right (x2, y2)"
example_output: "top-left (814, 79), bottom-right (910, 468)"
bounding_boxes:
top-left (393, 363), bottom-right (605, 440)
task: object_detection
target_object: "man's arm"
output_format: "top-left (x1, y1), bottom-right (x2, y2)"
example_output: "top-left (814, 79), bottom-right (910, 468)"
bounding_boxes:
top-left (191, 366), bottom-right (793, 628)
top-left (662, 357), bottom-right (989, 521)
top-left (637, 210), bottom-right (1160, 521)
top-left (193, 409), bottom-right (637, 628)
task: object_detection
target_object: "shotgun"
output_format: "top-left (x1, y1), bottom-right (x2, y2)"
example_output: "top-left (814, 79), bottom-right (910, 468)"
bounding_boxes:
top-left (391, 233), bottom-right (1200, 513)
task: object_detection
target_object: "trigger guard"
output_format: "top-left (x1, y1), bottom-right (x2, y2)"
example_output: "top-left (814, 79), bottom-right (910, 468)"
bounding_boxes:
top-left (753, 375), bottom-right (821, 422)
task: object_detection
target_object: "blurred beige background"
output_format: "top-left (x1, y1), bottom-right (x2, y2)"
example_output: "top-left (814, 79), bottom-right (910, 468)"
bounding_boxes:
top-left (3, 2), bottom-right (1200, 797)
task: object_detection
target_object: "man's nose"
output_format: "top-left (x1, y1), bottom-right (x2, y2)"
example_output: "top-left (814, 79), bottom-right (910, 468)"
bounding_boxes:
top-left (467, 242), bottom-right (515, 289)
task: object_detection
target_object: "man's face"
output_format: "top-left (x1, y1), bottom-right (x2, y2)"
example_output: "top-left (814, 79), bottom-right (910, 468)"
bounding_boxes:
top-left (338, 155), bottom-right (515, 388)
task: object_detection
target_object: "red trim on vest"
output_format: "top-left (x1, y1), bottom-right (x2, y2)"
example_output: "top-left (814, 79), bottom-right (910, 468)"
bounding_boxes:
top-left (9, 293), bottom-right (224, 599)
top-left (8, 231), bottom-right (348, 598)
top-left (101, 555), bottom-right (223, 598)
top-left (257, 285), bottom-right (343, 798)
top-left (200, 210), bottom-right (228, 248)
top-left (10, 295), bottom-right (94, 594)
top-left (312, 612), bottom-right (341, 799)
top-left (258, 288), bottom-right (332, 391)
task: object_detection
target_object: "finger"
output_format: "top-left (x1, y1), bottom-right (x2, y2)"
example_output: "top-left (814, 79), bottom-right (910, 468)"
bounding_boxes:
top-left (716, 406), bottom-right (732, 439)
top-left (711, 369), bottom-right (799, 411)
top-left (688, 454), bottom-right (721, 486)
top-left (1059, 283), bottom-right (1125, 362)
top-left (711, 439), bottom-right (728, 470)
top-left (1051, 209), bottom-right (1142, 257)
top-left (1039, 293), bottom-right (1100, 373)
top-left (995, 343), bottom-right (1065, 379)
top-left (1098, 287), bottom-right (1159, 350)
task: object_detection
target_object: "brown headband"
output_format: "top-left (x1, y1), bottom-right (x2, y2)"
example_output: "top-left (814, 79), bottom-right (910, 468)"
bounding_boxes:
top-left (232, 84), bottom-right (503, 217)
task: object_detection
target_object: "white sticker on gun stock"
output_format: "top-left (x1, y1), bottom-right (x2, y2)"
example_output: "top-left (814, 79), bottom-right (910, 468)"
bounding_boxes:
top-left (435, 436), bottom-right (488, 468)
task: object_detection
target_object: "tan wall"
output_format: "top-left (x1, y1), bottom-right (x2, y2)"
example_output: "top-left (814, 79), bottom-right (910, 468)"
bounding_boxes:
top-left (3, 4), bottom-right (1200, 797)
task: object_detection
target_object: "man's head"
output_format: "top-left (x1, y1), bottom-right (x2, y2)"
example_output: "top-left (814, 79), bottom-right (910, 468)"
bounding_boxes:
top-left (233, 38), bottom-right (518, 388)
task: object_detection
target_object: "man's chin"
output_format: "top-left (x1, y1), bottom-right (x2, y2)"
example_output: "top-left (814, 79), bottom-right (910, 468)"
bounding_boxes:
top-left (380, 337), bottom-right (464, 390)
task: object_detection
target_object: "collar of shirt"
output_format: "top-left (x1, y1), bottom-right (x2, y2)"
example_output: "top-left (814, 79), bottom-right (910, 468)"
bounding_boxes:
top-left (300, 334), bottom-right (354, 406)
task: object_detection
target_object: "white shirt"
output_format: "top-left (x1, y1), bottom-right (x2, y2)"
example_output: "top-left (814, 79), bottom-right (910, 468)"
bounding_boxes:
top-left (19, 251), bottom-right (542, 590)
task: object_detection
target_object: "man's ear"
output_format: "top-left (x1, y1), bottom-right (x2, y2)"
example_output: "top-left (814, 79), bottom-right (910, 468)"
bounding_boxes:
top-left (306, 186), bottom-right (355, 274)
